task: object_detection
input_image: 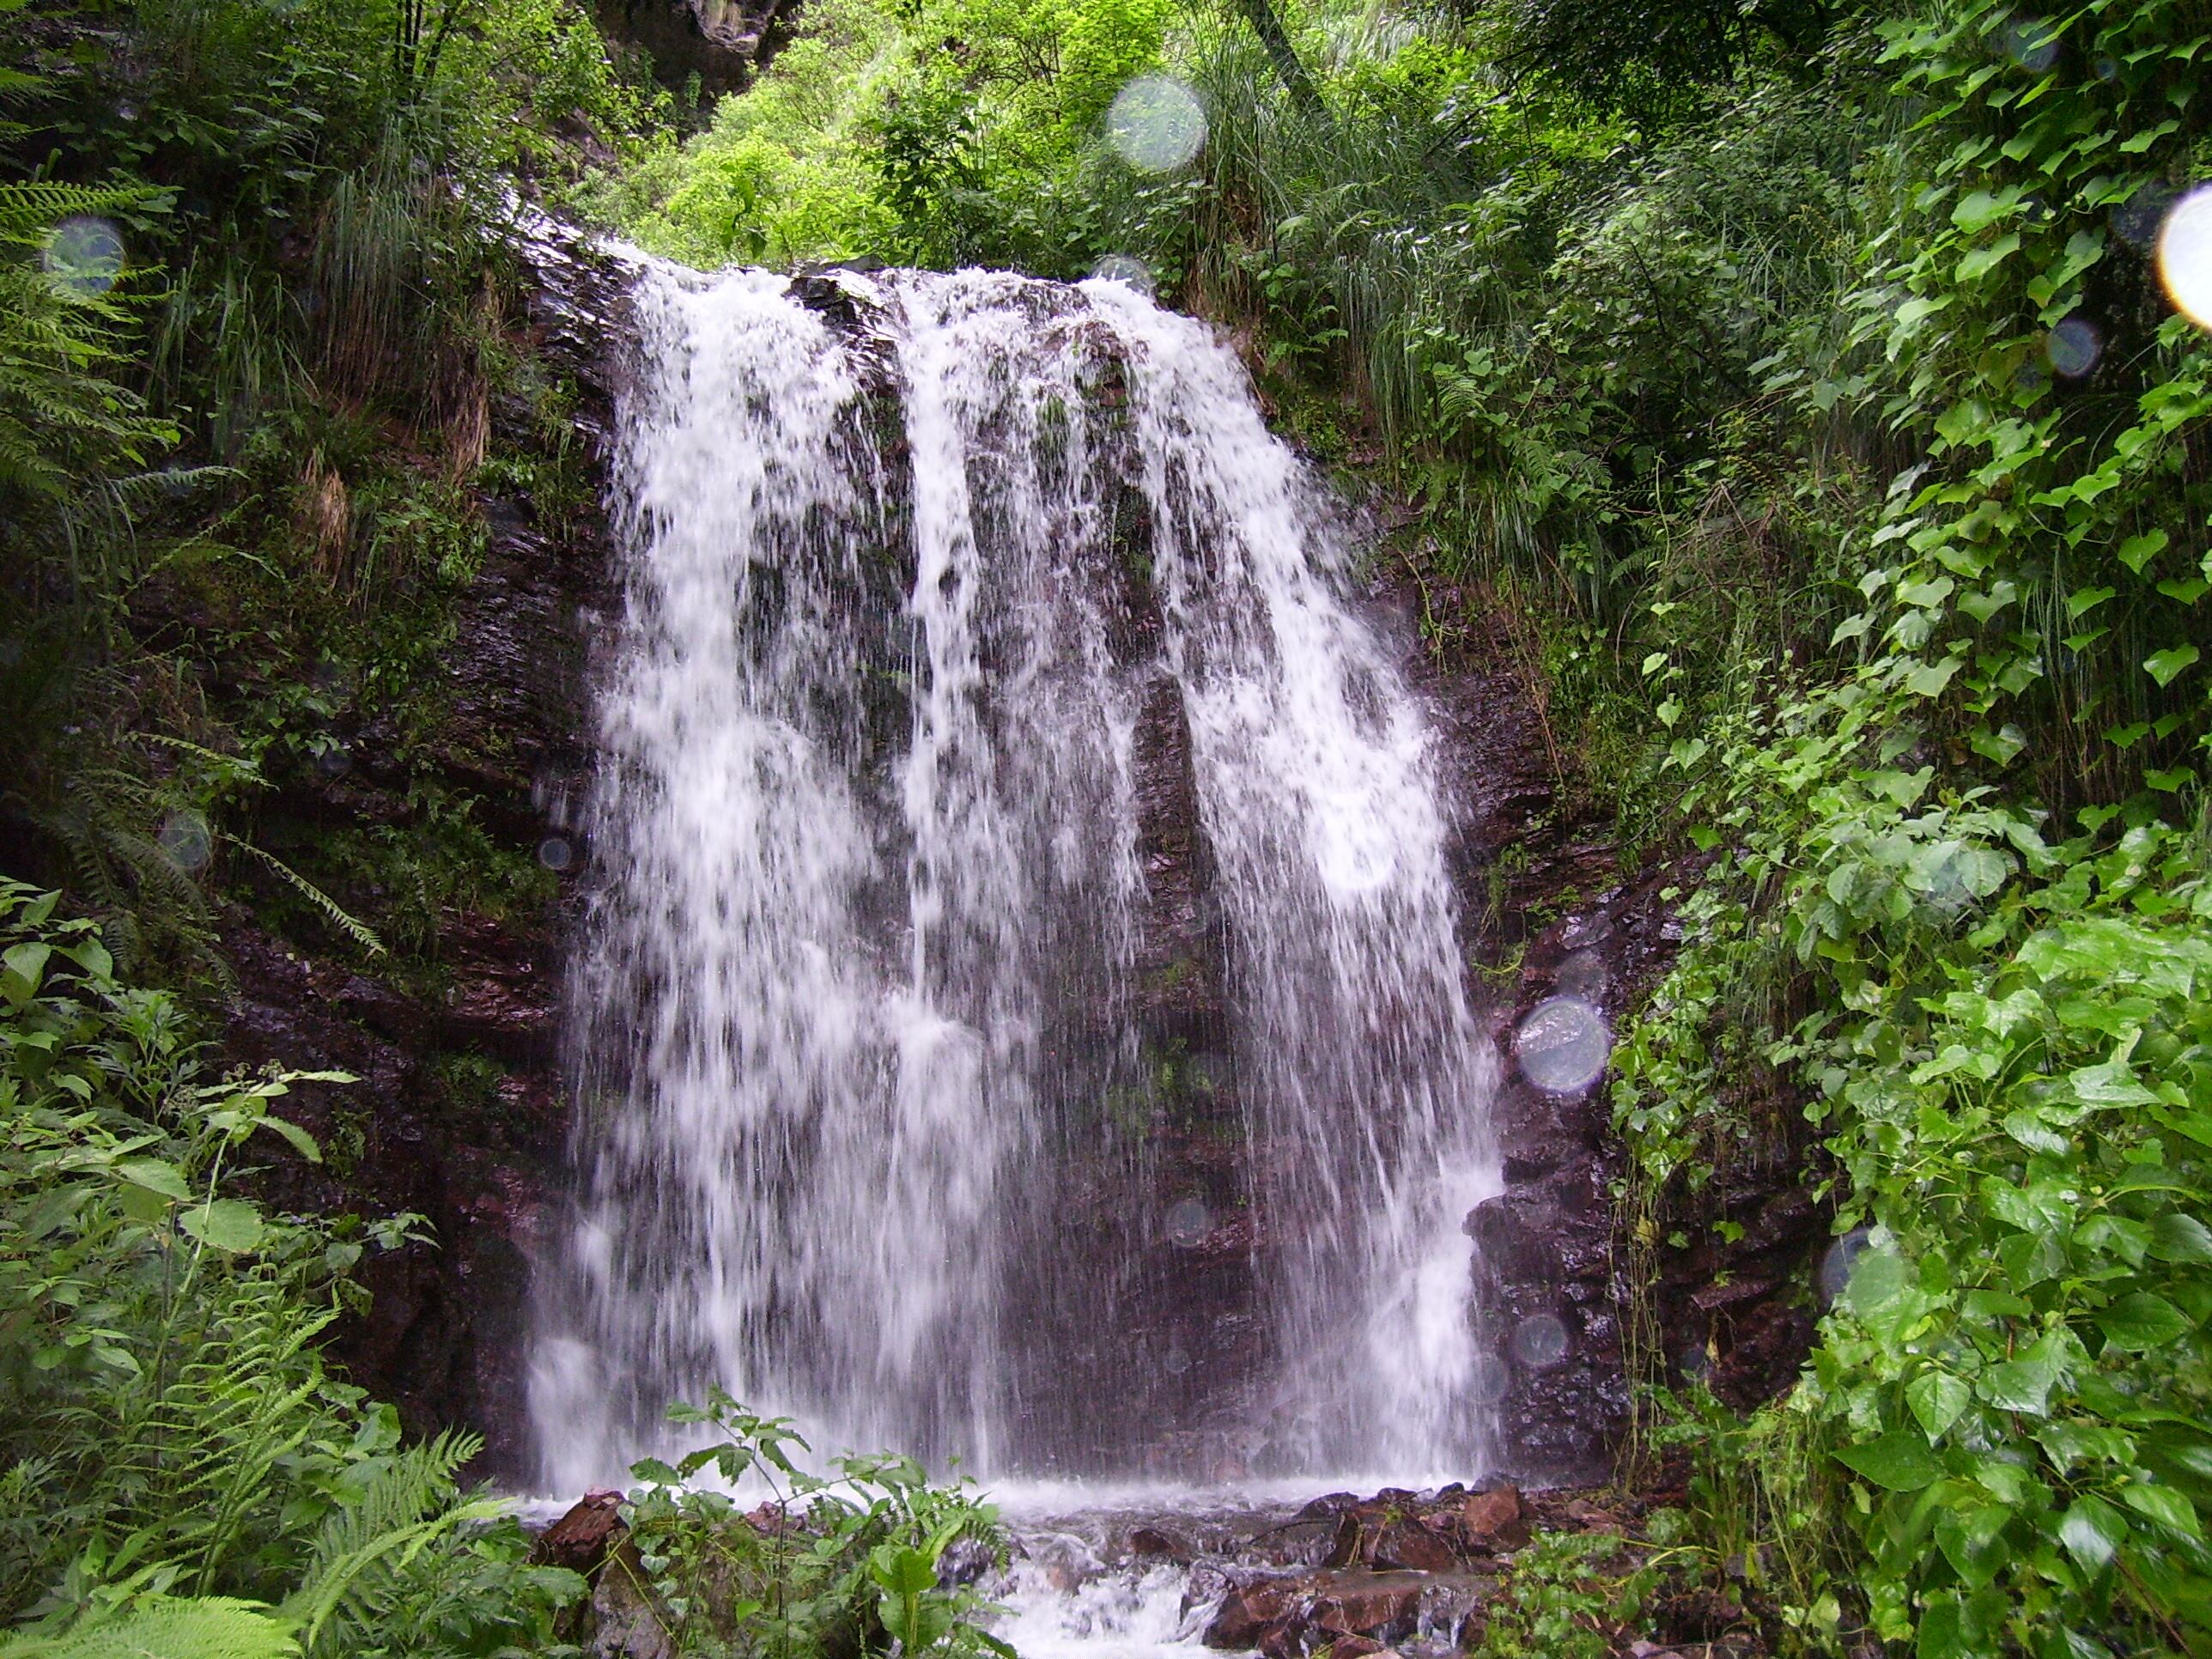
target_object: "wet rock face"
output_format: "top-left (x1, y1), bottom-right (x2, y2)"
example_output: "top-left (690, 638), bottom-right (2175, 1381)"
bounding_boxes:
top-left (592, 0), bottom-right (798, 101)
top-left (1411, 572), bottom-right (1822, 1479)
top-left (222, 211), bottom-right (632, 1476)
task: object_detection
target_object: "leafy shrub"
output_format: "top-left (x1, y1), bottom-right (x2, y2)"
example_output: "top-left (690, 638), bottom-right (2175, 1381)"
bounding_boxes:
top-left (612, 1390), bottom-right (1010, 1658)
top-left (0, 878), bottom-right (581, 1652)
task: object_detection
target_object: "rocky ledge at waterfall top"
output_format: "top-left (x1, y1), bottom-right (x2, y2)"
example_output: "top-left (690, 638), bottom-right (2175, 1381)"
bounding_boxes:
top-left (225, 216), bottom-right (1826, 1481)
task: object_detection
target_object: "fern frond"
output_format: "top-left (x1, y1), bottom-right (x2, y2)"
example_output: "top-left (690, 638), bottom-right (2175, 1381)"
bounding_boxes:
top-left (283, 1431), bottom-right (499, 1655)
top-left (219, 838), bottom-right (385, 957)
top-left (0, 1595), bottom-right (296, 1659)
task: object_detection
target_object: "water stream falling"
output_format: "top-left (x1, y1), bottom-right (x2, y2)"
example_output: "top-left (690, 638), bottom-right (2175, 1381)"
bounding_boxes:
top-left (529, 262), bottom-right (1502, 1510)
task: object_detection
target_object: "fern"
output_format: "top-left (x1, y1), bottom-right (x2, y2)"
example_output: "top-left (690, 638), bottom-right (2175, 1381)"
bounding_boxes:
top-left (0, 180), bottom-right (177, 515)
top-left (45, 1275), bottom-right (337, 1594)
top-left (0, 1596), bottom-right (295, 1659)
top-left (281, 1431), bottom-right (507, 1656)
top-left (221, 837), bottom-right (386, 958)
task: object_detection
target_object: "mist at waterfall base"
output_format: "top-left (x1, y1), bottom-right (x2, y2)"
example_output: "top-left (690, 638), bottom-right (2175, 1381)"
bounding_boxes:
top-left (527, 259), bottom-right (1511, 1505)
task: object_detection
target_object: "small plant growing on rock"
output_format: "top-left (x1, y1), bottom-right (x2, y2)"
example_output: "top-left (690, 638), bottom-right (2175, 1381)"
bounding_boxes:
top-left (608, 1389), bottom-right (1010, 1658)
top-left (1471, 1531), bottom-right (1658, 1659)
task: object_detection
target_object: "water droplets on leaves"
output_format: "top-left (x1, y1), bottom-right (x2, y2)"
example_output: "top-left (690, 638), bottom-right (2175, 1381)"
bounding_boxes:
top-left (1510, 1312), bottom-right (1569, 1370)
top-left (158, 810), bottom-right (212, 873)
top-left (1164, 1197), bottom-right (1212, 1248)
top-left (1512, 996), bottom-right (1611, 1095)
top-left (2044, 316), bottom-right (2102, 379)
top-left (1107, 75), bottom-right (1206, 173)
top-left (2158, 185), bottom-right (2212, 332)
top-left (44, 216), bottom-right (125, 297)
top-left (1088, 254), bottom-right (1155, 296)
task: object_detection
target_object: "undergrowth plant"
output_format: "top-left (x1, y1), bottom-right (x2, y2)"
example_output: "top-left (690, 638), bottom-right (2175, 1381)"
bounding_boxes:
top-left (1609, 0), bottom-right (2212, 1650)
top-left (611, 1391), bottom-right (1010, 1659)
top-left (0, 878), bottom-right (582, 1653)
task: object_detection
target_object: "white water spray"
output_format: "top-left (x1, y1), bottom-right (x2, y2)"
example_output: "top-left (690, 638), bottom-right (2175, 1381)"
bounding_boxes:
top-left (531, 263), bottom-right (1499, 1494)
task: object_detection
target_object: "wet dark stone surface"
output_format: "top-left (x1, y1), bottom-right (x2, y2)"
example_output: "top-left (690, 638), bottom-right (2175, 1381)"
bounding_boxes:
top-left (1401, 562), bottom-right (1820, 1479)
top-left (592, 0), bottom-right (799, 101)
top-left (219, 210), bottom-right (632, 1477)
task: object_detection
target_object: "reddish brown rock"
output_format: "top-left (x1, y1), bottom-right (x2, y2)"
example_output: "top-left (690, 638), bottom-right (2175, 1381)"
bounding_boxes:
top-left (533, 1489), bottom-right (625, 1573)
top-left (1565, 1498), bottom-right (1625, 1532)
top-left (1205, 1575), bottom-right (1316, 1648)
top-left (1131, 1524), bottom-right (1194, 1562)
top-left (1367, 1518), bottom-right (1458, 1574)
top-left (1311, 1576), bottom-right (1423, 1642)
top-left (1461, 1484), bottom-right (1528, 1552)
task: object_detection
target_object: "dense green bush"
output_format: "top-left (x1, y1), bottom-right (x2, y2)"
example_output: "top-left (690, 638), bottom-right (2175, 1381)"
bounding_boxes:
top-left (0, 878), bottom-right (1012, 1655)
top-left (0, 877), bottom-right (584, 1651)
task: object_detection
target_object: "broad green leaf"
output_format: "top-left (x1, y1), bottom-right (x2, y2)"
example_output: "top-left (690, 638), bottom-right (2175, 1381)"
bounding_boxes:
top-left (1950, 189), bottom-right (2011, 230)
top-left (257, 1114), bottom-right (323, 1164)
top-left (1935, 1502), bottom-right (2009, 1589)
top-left (1958, 581), bottom-right (2017, 624)
top-left (1907, 658), bottom-right (1960, 697)
top-left (1980, 1334), bottom-right (2066, 1416)
top-left (62, 938), bottom-right (112, 979)
top-left (2144, 644), bottom-right (2200, 687)
top-left (111, 1158), bottom-right (191, 1201)
top-left (1913, 1591), bottom-right (1967, 1659)
top-left (2065, 585), bottom-right (2115, 619)
top-left (2099, 1292), bottom-right (2191, 1353)
top-left (1956, 233), bottom-right (2021, 282)
top-left (180, 1199), bottom-right (266, 1254)
top-left (1836, 1431), bottom-right (1945, 1492)
top-left (2117, 529), bottom-right (2170, 573)
top-left (2057, 1496), bottom-right (2127, 1571)
top-left (1908, 1371), bottom-right (1972, 1441)
top-left (2, 941), bottom-right (51, 1004)
top-left (2002, 1110), bottom-right (2068, 1155)
top-left (2118, 1481), bottom-right (2202, 1538)
top-left (2150, 1212), bottom-right (2212, 1264)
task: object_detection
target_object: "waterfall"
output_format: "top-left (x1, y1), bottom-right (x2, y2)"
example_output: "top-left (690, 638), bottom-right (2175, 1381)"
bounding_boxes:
top-left (529, 264), bottom-right (1500, 1493)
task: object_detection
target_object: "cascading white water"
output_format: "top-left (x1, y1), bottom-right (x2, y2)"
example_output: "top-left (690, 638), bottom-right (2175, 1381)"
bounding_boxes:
top-left (530, 261), bottom-right (1500, 1496)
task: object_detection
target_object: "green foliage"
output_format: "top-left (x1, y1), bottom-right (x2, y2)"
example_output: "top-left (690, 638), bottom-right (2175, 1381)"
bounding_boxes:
top-left (1469, 0), bottom-right (1848, 121)
top-left (1601, 1), bottom-right (2212, 1647)
top-left (0, 878), bottom-right (581, 1651)
top-left (615, 1389), bottom-right (1009, 1657)
top-left (2, 0), bottom-right (656, 979)
top-left (1471, 1531), bottom-right (1657, 1658)
top-left (0, 179), bottom-right (175, 522)
top-left (581, 0), bottom-right (1194, 268)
